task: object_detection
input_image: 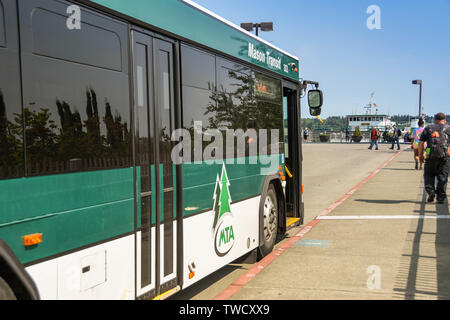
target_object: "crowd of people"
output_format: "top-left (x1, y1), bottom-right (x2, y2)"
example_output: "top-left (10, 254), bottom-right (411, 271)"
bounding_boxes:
top-left (368, 113), bottom-right (449, 204)
top-left (302, 113), bottom-right (449, 204)
top-left (367, 124), bottom-right (402, 150)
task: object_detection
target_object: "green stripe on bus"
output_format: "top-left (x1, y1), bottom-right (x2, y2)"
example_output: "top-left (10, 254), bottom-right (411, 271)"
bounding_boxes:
top-left (0, 155), bottom-right (281, 264)
top-left (0, 168), bottom-right (134, 264)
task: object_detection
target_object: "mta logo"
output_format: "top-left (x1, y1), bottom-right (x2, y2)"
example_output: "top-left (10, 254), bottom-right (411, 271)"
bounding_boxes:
top-left (219, 225), bottom-right (235, 247)
top-left (213, 164), bottom-right (235, 257)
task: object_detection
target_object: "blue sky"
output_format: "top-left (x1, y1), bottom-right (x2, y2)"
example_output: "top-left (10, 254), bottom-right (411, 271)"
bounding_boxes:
top-left (193, 0), bottom-right (450, 118)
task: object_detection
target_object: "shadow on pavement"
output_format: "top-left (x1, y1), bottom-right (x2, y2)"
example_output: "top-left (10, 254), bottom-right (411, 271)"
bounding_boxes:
top-left (436, 199), bottom-right (450, 299)
top-left (392, 190), bottom-right (450, 299)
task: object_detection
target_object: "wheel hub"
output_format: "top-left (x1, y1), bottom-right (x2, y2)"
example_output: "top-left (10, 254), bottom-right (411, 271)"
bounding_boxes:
top-left (263, 195), bottom-right (277, 241)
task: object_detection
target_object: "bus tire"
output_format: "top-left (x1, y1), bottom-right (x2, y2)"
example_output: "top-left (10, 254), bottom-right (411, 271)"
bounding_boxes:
top-left (258, 184), bottom-right (278, 259)
top-left (0, 276), bottom-right (16, 300)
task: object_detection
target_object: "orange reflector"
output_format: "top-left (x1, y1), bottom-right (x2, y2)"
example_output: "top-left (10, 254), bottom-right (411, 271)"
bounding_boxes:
top-left (189, 272), bottom-right (195, 279)
top-left (23, 233), bottom-right (42, 247)
top-left (302, 184), bottom-right (304, 194)
top-left (281, 176), bottom-right (286, 181)
top-left (278, 165), bottom-right (282, 170)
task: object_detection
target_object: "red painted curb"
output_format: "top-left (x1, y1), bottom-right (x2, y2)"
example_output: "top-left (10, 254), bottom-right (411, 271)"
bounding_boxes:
top-left (213, 150), bottom-right (403, 300)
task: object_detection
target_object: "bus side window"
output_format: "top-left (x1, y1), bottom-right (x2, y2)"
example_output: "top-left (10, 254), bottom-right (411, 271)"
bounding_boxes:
top-left (19, 0), bottom-right (131, 177)
top-left (181, 44), bottom-right (216, 162)
top-left (181, 44), bottom-right (216, 130)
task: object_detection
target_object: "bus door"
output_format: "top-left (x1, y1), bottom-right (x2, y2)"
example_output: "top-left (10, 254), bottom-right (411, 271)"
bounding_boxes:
top-left (132, 30), bottom-right (179, 298)
top-left (283, 86), bottom-right (303, 226)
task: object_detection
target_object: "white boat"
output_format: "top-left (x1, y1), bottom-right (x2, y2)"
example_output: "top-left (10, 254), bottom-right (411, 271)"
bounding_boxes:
top-left (346, 93), bottom-right (396, 132)
top-left (346, 114), bottom-right (396, 132)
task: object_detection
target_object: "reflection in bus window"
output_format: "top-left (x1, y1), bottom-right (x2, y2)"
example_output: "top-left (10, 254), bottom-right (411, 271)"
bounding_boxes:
top-left (0, 89), bottom-right (23, 179)
top-left (181, 46), bottom-right (283, 161)
top-left (181, 44), bottom-right (216, 130)
top-left (19, 2), bottom-right (131, 177)
top-left (0, 0), bottom-right (23, 180)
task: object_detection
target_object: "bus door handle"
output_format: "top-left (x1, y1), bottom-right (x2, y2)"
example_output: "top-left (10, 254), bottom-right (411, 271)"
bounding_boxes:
top-left (284, 165), bottom-right (293, 179)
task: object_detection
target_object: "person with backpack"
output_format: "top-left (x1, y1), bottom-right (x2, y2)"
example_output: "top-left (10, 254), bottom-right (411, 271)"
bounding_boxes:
top-left (368, 126), bottom-right (379, 150)
top-left (390, 125), bottom-right (401, 150)
top-left (418, 112), bottom-right (450, 204)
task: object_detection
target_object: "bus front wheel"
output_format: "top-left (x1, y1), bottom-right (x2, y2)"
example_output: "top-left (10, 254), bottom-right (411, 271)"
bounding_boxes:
top-left (258, 184), bottom-right (278, 259)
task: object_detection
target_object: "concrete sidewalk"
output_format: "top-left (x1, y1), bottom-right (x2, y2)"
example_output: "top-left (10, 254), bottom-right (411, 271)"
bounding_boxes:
top-left (230, 149), bottom-right (450, 300)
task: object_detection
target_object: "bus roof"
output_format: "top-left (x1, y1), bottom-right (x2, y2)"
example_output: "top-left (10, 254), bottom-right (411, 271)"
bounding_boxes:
top-left (89, 0), bottom-right (300, 81)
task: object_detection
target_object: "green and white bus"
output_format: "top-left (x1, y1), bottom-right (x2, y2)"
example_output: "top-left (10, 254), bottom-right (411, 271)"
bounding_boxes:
top-left (0, 0), bottom-right (322, 299)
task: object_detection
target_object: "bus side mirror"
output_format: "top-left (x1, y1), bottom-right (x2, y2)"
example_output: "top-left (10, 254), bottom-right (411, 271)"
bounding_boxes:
top-left (308, 90), bottom-right (323, 116)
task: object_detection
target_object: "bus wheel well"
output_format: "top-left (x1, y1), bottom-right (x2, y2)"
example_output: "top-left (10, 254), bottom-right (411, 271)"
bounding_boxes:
top-left (0, 239), bottom-right (39, 300)
top-left (0, 257), bottom-right (23, 299)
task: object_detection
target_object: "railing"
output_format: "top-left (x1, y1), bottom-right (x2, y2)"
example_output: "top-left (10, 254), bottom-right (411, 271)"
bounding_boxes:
top-left (306, 131), bottom-right (382, 143)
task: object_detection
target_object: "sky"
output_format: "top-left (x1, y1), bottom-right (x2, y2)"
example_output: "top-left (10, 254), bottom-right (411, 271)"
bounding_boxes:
top-left (192, 0), bottom-right (450, 118)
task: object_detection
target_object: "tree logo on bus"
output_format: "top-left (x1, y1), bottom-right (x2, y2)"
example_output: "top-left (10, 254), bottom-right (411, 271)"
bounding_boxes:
top-left (213, 164), bottom-right (235, 257)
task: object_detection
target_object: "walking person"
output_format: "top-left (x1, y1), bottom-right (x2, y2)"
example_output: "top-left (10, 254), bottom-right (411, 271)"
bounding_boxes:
top-left (303, 128), bottom-right (309, 142)
top-left (368, 126), bottom-right (379, 150)
top-left (412, 119), bottom-right (426, 170)
top-left (418, 113), bottom-right (450, 204)
top-left (303, 128), bottom-right (309, 141)
top-left (345, 128), bottom-right (350, 143)
top-left (390, 125), bottom-right (401, 150)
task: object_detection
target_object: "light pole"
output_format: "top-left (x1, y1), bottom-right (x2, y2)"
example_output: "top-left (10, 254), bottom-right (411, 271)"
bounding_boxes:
top-left (240, 22), bottom-right (273, 37)
top-left (412, 80), bottom-right (423, 118)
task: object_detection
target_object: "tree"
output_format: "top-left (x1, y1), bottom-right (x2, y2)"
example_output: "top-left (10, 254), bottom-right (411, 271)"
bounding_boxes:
top-left (83, 87), bottom-right (103, 158)
top-left (0, 90), bottom-right (21, 173)
top-left (212, 164), bottom-right (232, 228)
top-left (21, 107), bottom-right (57, 170)
top-left (56, 99), bottom-right (84, 161)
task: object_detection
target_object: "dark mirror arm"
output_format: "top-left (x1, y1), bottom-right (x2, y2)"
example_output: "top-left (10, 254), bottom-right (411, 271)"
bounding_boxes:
top-left (300, 80), bottom-right (320, 97)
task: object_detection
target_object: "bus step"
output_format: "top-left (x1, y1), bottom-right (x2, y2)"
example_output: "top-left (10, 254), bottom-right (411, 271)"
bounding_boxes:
top-left (286, 217), bottom-right (300, 230)
top-left (152, 285), bottom-right (181, 300)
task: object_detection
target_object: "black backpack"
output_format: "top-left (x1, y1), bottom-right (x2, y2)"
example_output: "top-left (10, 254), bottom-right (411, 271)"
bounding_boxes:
top-left (428, 124), bottom-right (448, 160)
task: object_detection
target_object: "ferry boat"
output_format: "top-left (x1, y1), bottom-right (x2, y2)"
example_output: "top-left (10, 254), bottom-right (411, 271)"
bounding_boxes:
top-left (346, 93), bottom-right (396, 132)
